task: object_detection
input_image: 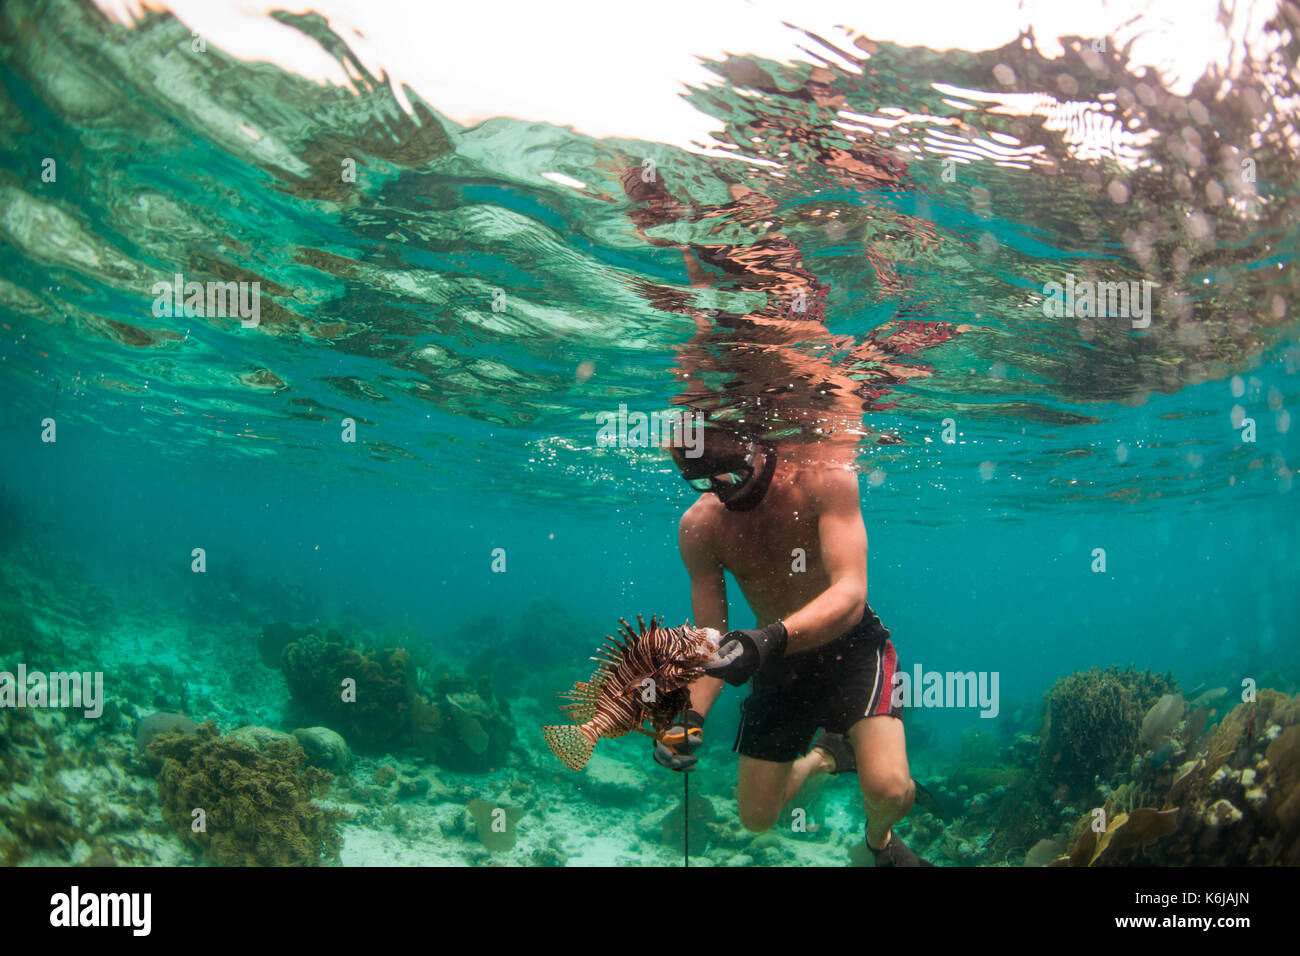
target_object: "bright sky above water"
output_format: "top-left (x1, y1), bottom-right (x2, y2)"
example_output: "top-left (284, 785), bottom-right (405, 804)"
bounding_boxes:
top-left (93, 0), bottom-right (1278, 151)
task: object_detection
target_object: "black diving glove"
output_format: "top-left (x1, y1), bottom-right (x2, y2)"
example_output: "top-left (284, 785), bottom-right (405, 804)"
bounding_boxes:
top-left (653, 709), bottom-right (705, 772)
top-left (703, 621), bottom-right (788, 686)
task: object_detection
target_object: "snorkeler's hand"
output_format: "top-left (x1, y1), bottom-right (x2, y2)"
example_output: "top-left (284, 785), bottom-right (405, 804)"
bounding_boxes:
top-left (703, 622), bottom-right (788, 686)
top-left (653, 710), bottom-right (705, 772)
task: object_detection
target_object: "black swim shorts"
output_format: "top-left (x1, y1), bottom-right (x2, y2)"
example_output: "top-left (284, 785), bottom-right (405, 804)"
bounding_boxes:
top-left (732, 604), bottom-right (901, 763)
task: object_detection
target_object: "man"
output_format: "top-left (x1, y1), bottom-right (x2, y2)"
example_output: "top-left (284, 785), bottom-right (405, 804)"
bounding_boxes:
top-left (655, 423), bottom-right (932, 866)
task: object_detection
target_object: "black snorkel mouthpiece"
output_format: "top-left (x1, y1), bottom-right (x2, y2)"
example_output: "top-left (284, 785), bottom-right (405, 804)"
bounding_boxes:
top-left (675, 438), bottom-right (778, 512)
top-left (720, 443), bottom-right (777, 511)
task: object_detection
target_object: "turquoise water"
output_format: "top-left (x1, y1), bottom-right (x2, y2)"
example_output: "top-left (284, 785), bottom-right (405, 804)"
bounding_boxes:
top-left (0, 0), bottom-right (1297, 866)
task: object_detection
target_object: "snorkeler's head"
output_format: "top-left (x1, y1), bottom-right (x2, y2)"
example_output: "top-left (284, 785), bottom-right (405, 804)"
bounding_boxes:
top-left (667, 421), bottom-right (778, 512)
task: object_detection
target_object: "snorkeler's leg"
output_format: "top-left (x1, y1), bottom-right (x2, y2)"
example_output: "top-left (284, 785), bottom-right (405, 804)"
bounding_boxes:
top-left (782, 747), bottom-right (835, 803)
top-left (733, 684), bottom-right (817, 830)
top-left (687, 674), bottom-right (725, 718)
top-left (736, 755), bottom-right (796, 832)
top-left (847, 714), bottom-right (915, 852)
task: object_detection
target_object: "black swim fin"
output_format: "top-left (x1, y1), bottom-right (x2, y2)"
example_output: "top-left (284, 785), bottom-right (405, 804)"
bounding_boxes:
top-left (912, 780), bottom-right (951, 822)
top-left (811, 731), bottom-right (856, 774)
top-left (872, 833), bottom-right (936, 867)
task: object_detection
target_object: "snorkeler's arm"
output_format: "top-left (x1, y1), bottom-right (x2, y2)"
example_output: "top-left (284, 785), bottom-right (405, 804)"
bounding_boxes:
top-left (679, 504), bottom-right (727, 716)
top-left (779, 467), bottom-right (868, 655)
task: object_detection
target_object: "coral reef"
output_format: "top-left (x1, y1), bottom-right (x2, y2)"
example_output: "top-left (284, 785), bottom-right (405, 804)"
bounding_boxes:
top-left (1056, 689), bottom-right (1300, 865)
top-left (259, 621), bottom-right (303, 668)
top-left (147, 721), bottom-right (343, 866)
top-left (294, 726), bottom-right (351, 773)
top-left (1040, 666), bottom-right (1177, 790)
top-left (909, 676), bottom-right (1300, 868)
top-left (1140, 693), bottom-right (1187, 748)
top-left (280, 636), bottom-right (416, 752)
top-left (135, 712), bottom-right (198, 754)
top-left (229, 724), bottom-right (299, 753)
top-left (135, 712), bottom-right (199, 772)
top-left (1, 704), bottom-right (160, 866)
top-left (9, 545), bottom-right (1292, 871)
top-left (1061, 807), bottom-right (1180, 866)
top-left (411, 671), bottom-right (514, 772)
top-left (277, 628), bottom-right (516, 771)
top-left (914, 669), bottom-right (1192, 865)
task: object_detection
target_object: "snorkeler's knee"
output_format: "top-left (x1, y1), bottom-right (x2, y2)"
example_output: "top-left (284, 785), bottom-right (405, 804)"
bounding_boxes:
top-left (737, 806), bottom-right (781, 833)
top-left (735, 788), bottom-right (782, 831)
top-left (861, 769), bottom-right (914, 811)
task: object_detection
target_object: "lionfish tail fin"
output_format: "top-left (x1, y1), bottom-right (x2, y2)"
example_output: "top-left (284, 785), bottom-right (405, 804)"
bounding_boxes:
top-left (542, 724), bottom-right (596, 770)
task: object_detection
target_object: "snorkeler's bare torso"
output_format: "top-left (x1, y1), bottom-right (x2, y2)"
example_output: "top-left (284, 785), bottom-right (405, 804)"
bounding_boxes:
top-left (682, 461), bottom-right (862, 629)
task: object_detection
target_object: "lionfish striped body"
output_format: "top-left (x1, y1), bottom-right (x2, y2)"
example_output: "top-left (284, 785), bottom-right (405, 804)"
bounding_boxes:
top-left (542, 614), bottom-right (720, 770)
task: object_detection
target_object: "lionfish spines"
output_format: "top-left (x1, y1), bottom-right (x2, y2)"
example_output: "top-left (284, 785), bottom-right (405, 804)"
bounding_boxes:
top-left (541, 612), bottom-right (721, 770)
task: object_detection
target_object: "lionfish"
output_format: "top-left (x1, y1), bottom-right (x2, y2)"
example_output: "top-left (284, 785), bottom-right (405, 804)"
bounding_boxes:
top-left (542, 614), bottom-right (721, 770)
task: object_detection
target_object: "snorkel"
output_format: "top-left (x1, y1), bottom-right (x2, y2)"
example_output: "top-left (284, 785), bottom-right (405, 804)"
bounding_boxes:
top-left (672, 430), bottom-right (779, 512)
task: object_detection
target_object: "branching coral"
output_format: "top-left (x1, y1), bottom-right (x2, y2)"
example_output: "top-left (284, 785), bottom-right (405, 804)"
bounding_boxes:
top-left (147, 721), bottom-right (343, 866)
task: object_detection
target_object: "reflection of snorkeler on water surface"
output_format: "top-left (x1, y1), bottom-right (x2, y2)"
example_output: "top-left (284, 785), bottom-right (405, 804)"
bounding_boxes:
top-left (618, 160), bottom-right (968, 450)
top-left (616, 93), bottom-right (967, 864)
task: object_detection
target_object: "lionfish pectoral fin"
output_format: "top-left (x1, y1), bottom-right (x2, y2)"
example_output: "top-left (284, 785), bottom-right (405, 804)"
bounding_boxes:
top-left (558, 702), bottom-right (593, 721)
top-left (557, 678), bottom-right (602, 722)
top-left (542, 724), bottom-right (596, 771)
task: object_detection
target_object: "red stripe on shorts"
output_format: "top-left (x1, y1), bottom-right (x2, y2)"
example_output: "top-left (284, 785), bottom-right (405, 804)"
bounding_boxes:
top-left (870, 639), bottom-right (898, 716)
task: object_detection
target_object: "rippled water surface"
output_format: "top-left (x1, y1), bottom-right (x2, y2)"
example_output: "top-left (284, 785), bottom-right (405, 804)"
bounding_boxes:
top-left (3, 0), bottom-right (1295, 520)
